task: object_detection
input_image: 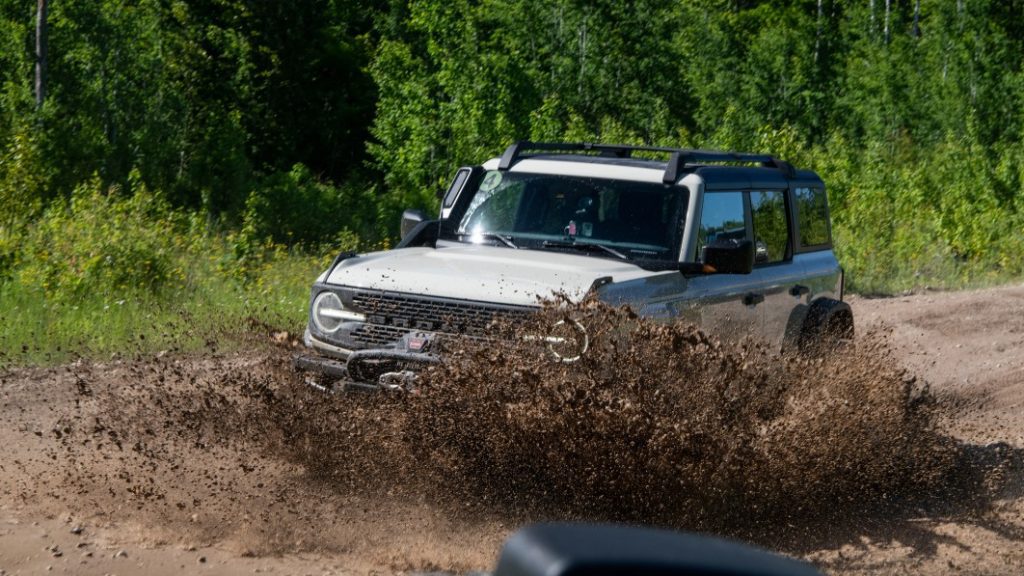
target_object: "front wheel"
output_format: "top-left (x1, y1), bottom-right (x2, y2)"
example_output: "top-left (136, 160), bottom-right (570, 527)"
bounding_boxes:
top-left (799, 300), bottom-right (854, 356)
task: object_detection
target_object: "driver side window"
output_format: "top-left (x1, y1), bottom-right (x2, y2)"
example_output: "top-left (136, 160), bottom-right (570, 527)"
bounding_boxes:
top-left (696, 192), bottom-right (748, 262)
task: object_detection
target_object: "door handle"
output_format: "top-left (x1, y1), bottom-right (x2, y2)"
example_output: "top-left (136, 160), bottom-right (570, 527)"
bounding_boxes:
top-left (743, 292), bottom-right (765, 306)
top-left (790, 284), bottom-right (810, 297)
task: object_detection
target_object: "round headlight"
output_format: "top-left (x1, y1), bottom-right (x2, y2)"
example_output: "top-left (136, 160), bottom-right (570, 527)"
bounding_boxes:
top-left (312, 292), bottom-right (346, 333)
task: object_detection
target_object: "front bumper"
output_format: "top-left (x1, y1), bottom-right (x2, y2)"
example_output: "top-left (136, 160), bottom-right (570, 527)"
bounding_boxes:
top-left (294, 330), bottom-right (441, 392)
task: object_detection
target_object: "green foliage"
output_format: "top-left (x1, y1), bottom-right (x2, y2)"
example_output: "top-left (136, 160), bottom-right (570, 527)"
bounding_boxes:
top-left (1, 0), bottom-right (1024, 299)
top-left (363, 0), bottom-right (1024, 293)
top-left (0, 0), bottom-right (381, 221)
top-left (802, 132), bottom-right (1024, 294)
top-left (0, 243), bottom-right (322, 366)
top-left (230, 164), bottom-right (380, 279)
top-left (0, 124), bottom-right (48, 226)
top-left (240, 164), bottom-right (374, 247)
top-left (13, 176), bottom-right (189, 297)
top-left (0, 178), bottom-right (328, 365)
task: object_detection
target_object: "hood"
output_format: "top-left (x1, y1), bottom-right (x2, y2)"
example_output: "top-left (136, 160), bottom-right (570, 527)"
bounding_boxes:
top-left (325, 243), bottom-right (657, 306)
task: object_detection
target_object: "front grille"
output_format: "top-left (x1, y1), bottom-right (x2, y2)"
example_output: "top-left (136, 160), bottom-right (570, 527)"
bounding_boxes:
top-left (349, 290), bottom-right (534, 348)
top-left (352, 324), bottom-right (409, 347)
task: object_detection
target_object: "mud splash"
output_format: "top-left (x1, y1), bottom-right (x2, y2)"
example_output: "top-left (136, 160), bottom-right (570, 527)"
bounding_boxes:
top-left (272, 300), bottom-right (961, 528)
top-left (33, 299), bottom-right (991, 563)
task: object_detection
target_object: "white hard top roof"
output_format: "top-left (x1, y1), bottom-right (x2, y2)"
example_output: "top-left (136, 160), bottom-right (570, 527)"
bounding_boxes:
top-left (482, 156), bottom-right (669, 184)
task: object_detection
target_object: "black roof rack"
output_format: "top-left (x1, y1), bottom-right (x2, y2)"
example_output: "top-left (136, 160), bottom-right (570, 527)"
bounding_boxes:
top-left (497, 141), bottom-right (796, 184)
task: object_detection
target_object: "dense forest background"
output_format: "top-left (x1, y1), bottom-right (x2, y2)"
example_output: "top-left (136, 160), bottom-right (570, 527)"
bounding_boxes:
top-left (2, 0), bottom-right (1024, 323)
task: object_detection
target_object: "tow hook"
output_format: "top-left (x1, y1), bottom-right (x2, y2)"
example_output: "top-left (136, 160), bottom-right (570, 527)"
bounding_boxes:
top-left (523, 319), bottom-right (589, 363)
top-left (378, 370), bottom-right (419, 391)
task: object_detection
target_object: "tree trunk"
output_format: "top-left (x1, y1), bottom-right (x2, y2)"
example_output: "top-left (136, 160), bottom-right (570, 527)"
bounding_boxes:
top-left (577, 19), bottom-right (587, 97)
top-left (884, 0), bottom-right (891, 44)
top-left (814, 0), bottom-right (823, 63)
top-left (913, 0), bottom-right (921, 37)
top-left (35, 0), bottom-right (48, 109)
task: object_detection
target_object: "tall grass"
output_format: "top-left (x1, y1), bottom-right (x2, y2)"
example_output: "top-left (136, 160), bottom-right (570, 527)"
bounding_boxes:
top-left (0, 251), bottom-right (322, 367)
top-left (0, 181), bottom-right (328, 367)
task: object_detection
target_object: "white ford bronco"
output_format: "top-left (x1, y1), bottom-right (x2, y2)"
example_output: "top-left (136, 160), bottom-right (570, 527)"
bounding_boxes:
top-left (296, 142), bottom-right (852, 391)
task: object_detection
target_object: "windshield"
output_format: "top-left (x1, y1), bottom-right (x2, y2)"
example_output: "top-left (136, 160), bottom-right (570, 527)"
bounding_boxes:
top-left (455, 171), bottom-right (687, 262)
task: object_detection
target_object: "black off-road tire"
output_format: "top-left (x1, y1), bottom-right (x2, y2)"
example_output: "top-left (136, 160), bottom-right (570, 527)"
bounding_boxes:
top-left (800, 299), bottom-right (854, 356)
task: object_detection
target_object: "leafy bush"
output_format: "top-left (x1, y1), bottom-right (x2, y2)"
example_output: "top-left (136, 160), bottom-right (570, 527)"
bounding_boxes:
top-left (229, 164), bottom-right (380, 280)
top-left (0, 225), bottom-right (18, 283)
top-left (238, 164), bottom-right (379, 247)
top-left (13, 176), bottom-right (191, 298)
top-left (805, 134), bottom-right (1024, 294)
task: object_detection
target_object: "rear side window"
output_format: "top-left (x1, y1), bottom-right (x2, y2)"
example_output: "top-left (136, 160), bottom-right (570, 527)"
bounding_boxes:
top-left (794, 187), bottom-right (830, 247)
top-left (750, 191), bottom-right (789, 264)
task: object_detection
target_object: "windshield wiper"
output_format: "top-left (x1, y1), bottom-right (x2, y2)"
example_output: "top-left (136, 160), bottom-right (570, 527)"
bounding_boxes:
top-left (541, 240), bottom-right (630, 261)
top-left (462, 233), bottom-right (518, 249)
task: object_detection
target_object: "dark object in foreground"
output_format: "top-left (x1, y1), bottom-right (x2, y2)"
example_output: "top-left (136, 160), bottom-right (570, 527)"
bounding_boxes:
top-left (494, 523), bottom-right (821, 576)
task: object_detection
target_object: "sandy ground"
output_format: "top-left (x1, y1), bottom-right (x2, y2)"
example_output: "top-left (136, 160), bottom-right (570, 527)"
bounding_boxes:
top-left (807, 285), bottom-right (1024, 574)
top-left (2, 283), bottom-right (1024, 575)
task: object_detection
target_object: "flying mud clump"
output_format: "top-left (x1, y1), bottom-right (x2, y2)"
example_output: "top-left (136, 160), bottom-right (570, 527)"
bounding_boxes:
top-left (274, 298), bottom-right (960, 529)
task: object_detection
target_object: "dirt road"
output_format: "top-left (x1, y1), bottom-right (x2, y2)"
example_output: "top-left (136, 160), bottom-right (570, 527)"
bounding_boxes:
top-left (2, 283), bottom-right (1024, 575)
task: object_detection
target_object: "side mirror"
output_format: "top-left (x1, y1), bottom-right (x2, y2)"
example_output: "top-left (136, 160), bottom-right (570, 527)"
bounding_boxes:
top-left (679, 239), bottom-right (755, 275)
top-left (400, 209), bottom-right (429, 240)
